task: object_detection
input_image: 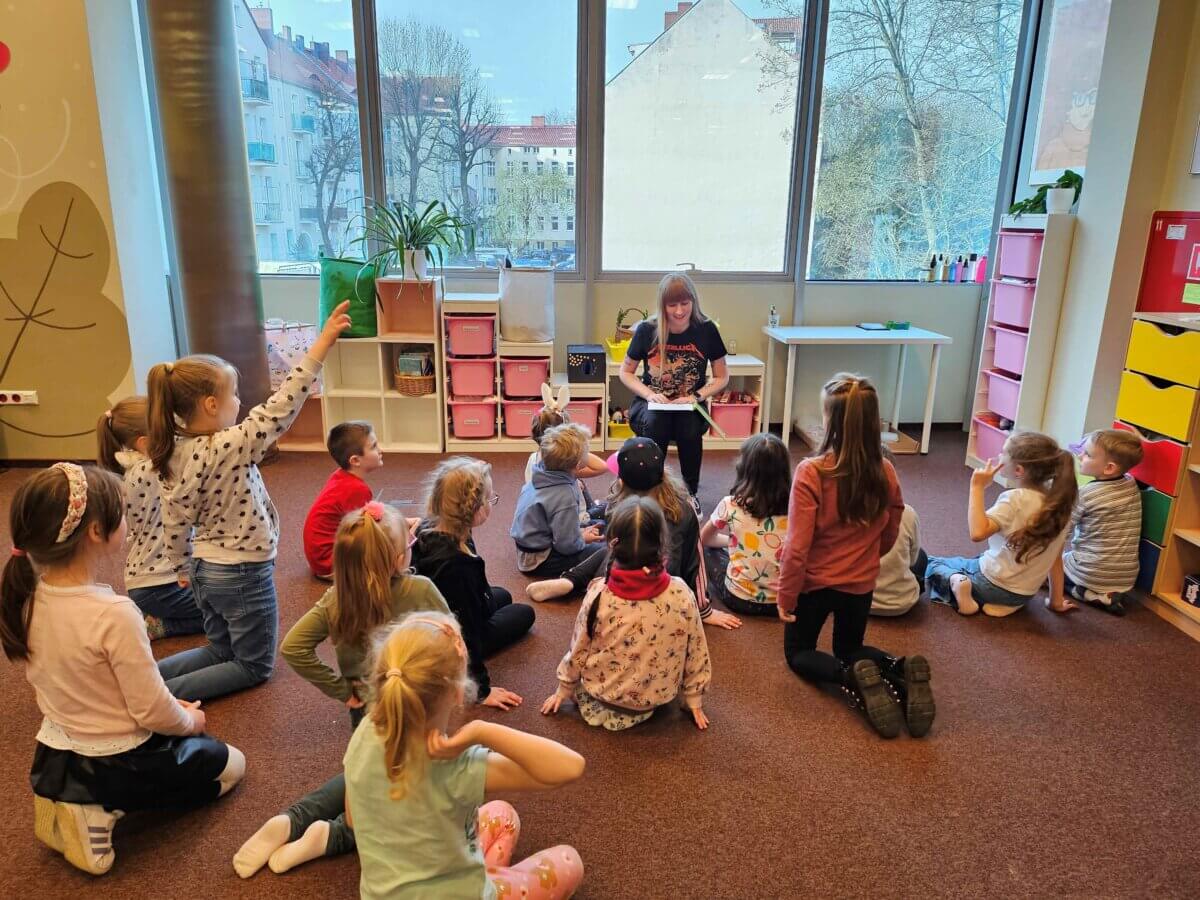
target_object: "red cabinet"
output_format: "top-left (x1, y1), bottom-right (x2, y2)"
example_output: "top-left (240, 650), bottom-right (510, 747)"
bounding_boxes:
top-left (1136, 212), bottom-right (1200, 313)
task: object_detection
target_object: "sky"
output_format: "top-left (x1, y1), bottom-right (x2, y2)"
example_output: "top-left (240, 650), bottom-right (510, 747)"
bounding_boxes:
top-left (246, 0), bottom-right (783, 124)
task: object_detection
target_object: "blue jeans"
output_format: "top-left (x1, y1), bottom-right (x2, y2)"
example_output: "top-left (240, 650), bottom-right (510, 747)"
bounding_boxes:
top-left (158, 559), bottom-right (278, 701)
top-left (925, 555), bottom-right (1031, 609)
top-left (128, 582), bottom-right (204, 637)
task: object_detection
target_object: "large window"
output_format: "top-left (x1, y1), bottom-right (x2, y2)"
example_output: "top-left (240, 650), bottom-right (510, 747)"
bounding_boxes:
top-left (235, 0), bottom-right (365, 275)
top-left (807, 0), bottom-right (1024, 280)
top-left (375, 1), bottom-right (578, 270)
top-left (602, 0), bottom-right (803, 272)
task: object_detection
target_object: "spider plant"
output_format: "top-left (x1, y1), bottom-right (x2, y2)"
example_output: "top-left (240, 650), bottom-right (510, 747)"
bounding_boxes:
top-left (1009, 170), bottom-right (1083, 217)
top-left (350, 199), bottom-right (474, 278)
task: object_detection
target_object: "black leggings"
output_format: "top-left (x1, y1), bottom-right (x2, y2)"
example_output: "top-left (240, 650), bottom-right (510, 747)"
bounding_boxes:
top-left (481, 586), bottom-right (535, 656)
top-left (629, 398), bottom-right (708, 495)
top-left (524, 544), bottom-right (604, 580)
top-left (783, 588), bottom-right (890, 684)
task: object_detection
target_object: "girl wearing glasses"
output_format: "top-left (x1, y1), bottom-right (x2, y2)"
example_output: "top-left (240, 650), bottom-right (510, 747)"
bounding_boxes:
top-left (411, 457), bottom-right (535, 712)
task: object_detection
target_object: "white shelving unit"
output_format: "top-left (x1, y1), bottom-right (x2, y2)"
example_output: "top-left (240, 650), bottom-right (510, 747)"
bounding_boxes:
top-left (966, 213), bottom-right (1076, 470)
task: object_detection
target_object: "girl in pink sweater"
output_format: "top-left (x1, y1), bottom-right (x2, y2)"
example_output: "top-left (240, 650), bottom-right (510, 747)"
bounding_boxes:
top-left (777, 374), bottom-right (934, 740)
top-left (542, 496), bottom-right (712, 731)
top-left (1, 464), bottom-right (245, 876)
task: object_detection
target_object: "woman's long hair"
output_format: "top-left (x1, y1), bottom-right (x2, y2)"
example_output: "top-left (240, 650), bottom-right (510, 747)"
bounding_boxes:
top-left (649, 272), bottom-right (709, 380)
top-left (816, 373), bottom-right (889, 525)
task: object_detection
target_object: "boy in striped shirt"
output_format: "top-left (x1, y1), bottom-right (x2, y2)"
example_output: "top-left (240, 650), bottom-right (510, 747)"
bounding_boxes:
top-left (1062, 429), bottom-right (1144, 615)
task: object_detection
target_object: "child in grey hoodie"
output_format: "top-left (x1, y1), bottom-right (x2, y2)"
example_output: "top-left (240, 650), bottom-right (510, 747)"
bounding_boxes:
top-left (511, 424), bottom-right (605, 578)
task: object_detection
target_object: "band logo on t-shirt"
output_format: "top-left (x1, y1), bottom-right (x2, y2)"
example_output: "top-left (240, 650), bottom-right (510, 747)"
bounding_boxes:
top-left (628, 322), bottom-right (726, 399)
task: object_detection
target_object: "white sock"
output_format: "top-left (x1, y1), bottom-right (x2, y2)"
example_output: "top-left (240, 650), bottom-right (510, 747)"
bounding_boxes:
top-left (233, 815), bottom-right (292, 879)
top-left (527, 578), bottom-right (572, 602)
top-left (218, 744), bottom-right (246, 797)
top-left (268, 820), bottom-right (330, 874)
top-left (951, 574), bottom-right (979, 616)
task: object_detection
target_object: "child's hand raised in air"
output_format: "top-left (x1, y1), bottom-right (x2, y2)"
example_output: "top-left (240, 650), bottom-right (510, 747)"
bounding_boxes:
top-left (310, 300), bottom-right (353, 362)
top-left (971, 457), bottom-right (1002, 490)
top-left (427, 721), bottom-right (483, 760)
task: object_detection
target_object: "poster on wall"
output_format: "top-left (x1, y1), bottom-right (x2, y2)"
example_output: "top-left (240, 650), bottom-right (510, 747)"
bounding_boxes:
top-left (1030, 0), bottom-right (1113, 185)
top-left (1192, 117), bottom-right (1200, 174)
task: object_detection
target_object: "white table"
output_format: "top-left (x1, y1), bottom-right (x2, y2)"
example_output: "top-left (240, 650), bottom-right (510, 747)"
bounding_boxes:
top-left (761, 325), bottom-right (952, 454)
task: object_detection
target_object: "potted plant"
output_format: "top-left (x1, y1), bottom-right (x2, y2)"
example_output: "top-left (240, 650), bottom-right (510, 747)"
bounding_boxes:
top-left (350, 199), bottom-right (474, 336)
top-left (1009, 169), bottom-right (1083, 217)
top-left (615, 306), bottom-right (649, 342)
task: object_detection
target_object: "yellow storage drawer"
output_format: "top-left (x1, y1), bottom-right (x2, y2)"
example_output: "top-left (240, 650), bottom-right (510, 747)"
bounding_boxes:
top-left (1115, 372), bottom-right (1197, 442)
top-left (1125, 320), bottom-right (1200, 387)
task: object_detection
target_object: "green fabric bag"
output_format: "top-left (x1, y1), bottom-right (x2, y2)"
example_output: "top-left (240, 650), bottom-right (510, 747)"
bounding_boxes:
top-left (319, 253), bottom-right (378, 338)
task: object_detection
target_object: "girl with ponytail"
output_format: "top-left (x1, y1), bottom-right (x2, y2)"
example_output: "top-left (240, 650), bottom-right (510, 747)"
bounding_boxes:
top-left (342, 612), bottom-right (585, 898)
top-left (927, 430), bottom-right (1078, 617)
top-left (3, 464), bottom-right (243, 876)
top-left (776, 374), bottom-right (934, 740)
top-left (234, 502), bottom-right (450, 879)
top-left (96, 396), bottom-right (202, 639)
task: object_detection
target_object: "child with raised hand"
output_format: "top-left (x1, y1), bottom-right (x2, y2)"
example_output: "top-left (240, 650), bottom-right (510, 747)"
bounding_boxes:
top-left (1062, 428), bottom-right (1144, 615)
top-left (412, 457), bottom-right (535, 711)
top-left (511, 423), bottom-right (606, 578)
top-left (927, 430), bottom-right (1077, 617)
top-left (526, 437), bottom-right (742, 630)
top-left (700, 432), bottom-right (790, 616)
top-left (777, 374), bottom-right (934, 740)
top-left (344, 612), bottom-right (585, 899)
top-left (96, 396), bottom-right (203, 639)
top-left (542, 496), bottom-right (712, 731)
top-left (233, 502), bottom-right (449, 879)
top-left (2, 464), bottom-right (244, 876)
top-left (302, 420), bottom-right (384, 579)
top-left (149, 301), bottom-right (352, 702)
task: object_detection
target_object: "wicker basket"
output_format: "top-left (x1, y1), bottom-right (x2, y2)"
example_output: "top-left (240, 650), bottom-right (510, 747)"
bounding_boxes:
top-left (393, 373), bottom-right (436, 396)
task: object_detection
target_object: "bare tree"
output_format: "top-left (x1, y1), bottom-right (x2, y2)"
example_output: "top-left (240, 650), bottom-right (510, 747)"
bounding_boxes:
top-left (487, 166), bottom-right (570, 255)
top-left (377, 17), bottom-right (457, 208)
top-left (435, 44), bottom-right (501, 240)
top-left (543, 107), bottom-right (577, 125)
top-left (302, 70), bottom-right (361, 256)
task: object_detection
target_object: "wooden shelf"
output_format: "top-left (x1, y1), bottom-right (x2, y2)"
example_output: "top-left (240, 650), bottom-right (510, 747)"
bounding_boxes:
top-left (377, 331), bottom-right (438, 343)
top-left (381, 441), bottom-right (443, 453)
top-left (1189, 463), bottom-right (1200, 476)
top-left (383, 390), bottom-right (439, 401)
top-left (276, 438), bottom-right (326, 452)
top-left (326, 388), bottom-right (379, 398)
top-left (1175, 528), bottom-right (1200, 549)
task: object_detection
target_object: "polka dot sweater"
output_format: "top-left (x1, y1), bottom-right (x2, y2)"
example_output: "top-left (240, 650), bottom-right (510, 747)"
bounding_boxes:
top-left (161, 355), bottom-right (321, 572)
top-left (115, 449), bottom-right (177, 590)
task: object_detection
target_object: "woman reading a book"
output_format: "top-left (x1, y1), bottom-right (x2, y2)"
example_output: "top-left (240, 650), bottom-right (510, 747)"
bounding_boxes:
top-left (620, 273), bottom-right (729, 512)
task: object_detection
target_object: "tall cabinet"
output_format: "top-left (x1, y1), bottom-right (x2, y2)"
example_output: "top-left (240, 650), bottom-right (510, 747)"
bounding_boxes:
top-left (966, 214), bottom-right (1076, 468)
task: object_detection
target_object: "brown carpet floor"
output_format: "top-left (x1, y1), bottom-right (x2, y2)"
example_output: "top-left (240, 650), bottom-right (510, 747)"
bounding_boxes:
top-left (2, 427), bottom-right (1199, 898)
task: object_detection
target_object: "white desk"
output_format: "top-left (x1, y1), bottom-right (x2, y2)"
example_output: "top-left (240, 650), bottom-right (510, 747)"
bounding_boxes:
top-left (761, 325), bottom-right (952, 454)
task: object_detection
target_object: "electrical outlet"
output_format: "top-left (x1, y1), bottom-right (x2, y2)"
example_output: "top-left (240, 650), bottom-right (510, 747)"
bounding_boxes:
top-left (727, 338), bottom-right (738, 354)
top-left (0, 390), bottom-right (38, 405)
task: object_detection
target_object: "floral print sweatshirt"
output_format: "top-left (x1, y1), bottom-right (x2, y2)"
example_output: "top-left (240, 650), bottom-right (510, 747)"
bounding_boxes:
top-left (556, 575), bottom-right (712, 711)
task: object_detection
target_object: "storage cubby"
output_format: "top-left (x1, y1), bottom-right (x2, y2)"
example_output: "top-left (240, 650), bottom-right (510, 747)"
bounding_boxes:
top-left (382, 394), bottom-right (442, 451)
top-left (377, 277), bottom-right (441, 339)
top-left (323, 395), bottom-right (383, 430)
top-left (325, 339), bottom-right (384, 394)
top-left (277, 394), bottom-right (326, 451)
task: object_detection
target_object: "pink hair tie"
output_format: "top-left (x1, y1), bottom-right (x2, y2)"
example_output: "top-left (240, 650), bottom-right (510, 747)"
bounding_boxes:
top-left (11, 547), bottom-right (25, 557)
top-left (363, 501), bottom-right (386, 521)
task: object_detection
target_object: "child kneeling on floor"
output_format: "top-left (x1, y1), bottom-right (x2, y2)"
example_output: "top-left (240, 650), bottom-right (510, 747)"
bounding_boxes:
top-left (345, 612), bottom-right (585, 899)
top-left (927, 430), bottom-right (1076, 616)
top-left (1062, 428), bottom-right (1144, 615)
top-left (511, 423), bottom-right (606, 577)
top-left (541, 496), bottom-right (713, 731)
top-left (2, 464), bottom-right (243, 876)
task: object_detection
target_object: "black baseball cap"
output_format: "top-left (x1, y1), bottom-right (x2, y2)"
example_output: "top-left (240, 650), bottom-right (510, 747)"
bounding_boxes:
top-left (617, 437), bottom-right (665, 491)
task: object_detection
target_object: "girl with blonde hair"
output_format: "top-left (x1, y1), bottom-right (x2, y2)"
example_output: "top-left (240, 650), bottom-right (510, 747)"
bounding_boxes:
top-left (618, 272), bottom-right (729, 511)
top-left (411, 458), bottom-right (535, 711)
top-left (344, 612), bottom-right (585, 899)
top-left (95, 396), bottom-right (202, 638)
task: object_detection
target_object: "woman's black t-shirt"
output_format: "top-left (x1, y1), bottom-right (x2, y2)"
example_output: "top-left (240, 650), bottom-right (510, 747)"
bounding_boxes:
top-left (626, 319), bottom-right (727, 399)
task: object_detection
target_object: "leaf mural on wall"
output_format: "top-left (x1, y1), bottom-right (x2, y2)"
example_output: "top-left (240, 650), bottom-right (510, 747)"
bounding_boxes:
top-left (0, 180), bottom-right (129, 440)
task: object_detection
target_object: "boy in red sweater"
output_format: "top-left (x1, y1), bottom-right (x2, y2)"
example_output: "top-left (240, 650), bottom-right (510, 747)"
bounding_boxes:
top-left (302, 421), bottom-right (382, 578)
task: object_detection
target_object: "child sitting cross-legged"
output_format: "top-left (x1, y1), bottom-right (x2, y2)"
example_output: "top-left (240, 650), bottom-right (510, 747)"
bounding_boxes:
top-left (927, 430), bottom-right (1077, 616)
top-left (511, 423), bottom-right (606, 578)
top-left (344, 613), bottom-right (585, 899)
top-left (541, 496), bottom-right (713, 731)
top-left (525, 384), bottom-right (609, 525)
top-left (302, 421), bottom-right (384, 580)
top-left (1061, 428), bottom-right (1144, 615)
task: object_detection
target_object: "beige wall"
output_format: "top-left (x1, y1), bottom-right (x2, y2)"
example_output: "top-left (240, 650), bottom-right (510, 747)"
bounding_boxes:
top-left (0, 0), bottom-right (133, 460)
top-left (1160, 7), bottom-right (1200, 210)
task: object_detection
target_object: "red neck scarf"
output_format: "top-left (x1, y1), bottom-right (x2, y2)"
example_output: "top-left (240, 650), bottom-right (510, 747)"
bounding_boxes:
top-left (606, 565), bottom-right (670, 600)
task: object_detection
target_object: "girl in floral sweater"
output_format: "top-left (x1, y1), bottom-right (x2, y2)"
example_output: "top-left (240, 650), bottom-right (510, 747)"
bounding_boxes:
top-left (541, 496), bottom-right (712, 731)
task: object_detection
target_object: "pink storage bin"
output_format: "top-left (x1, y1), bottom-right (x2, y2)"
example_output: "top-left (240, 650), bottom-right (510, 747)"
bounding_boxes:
top-left (446, 315), bottom-right (496, 357)
top-left (500, 357), bottom-right (550, 398)
top-left (983, 369), bottom-right (1020, 420)
top-left (447, 357), bottom-right (495, 398)
top-left (502, 400), bottom-right (542, 438)
top-left (996, 231), bottom-right (1043, 280)
top-left (990, 325), bottom-right (1028, 375)
top-left (448, 399), bottom-right (497, 439)
top-left (565, 399), bottom-right (602, 435)
top-left (991, 280), bottom-right (1035, 329)
top-left (710, 401), bottom-right (758, 439)
top-left (973, 415), bottom-right (1010, 462)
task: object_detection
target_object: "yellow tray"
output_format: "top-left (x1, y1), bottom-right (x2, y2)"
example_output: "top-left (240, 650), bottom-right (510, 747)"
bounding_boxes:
top-left (608, 422), bottom-right (634, 440)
